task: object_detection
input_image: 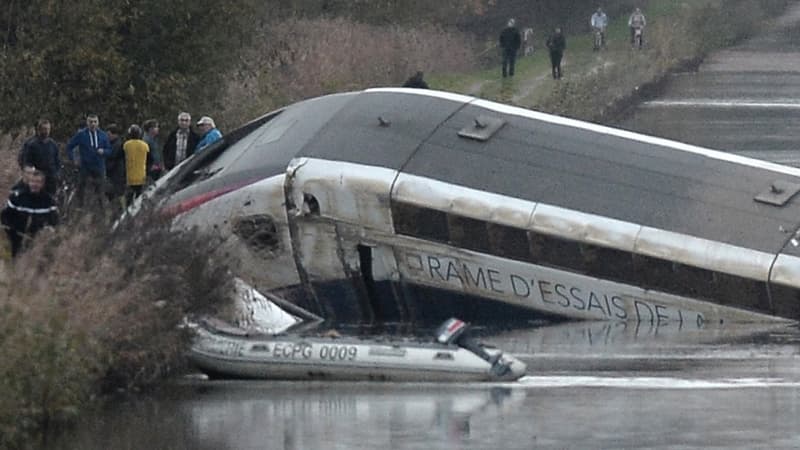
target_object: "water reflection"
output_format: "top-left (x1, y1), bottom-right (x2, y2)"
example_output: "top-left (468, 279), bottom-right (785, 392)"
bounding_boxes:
top-left (46, 321), bottom-right (800, 450)
top-left (489, 320), bottom-right (799, 355)
top-left (187, 383), bottom-right (528, 450)
top-left (52, 383), bottom-right (525, 450)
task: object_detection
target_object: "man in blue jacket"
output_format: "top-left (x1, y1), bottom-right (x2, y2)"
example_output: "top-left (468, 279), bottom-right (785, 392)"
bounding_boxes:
top-left (66, 114), bottom-right (112, 208)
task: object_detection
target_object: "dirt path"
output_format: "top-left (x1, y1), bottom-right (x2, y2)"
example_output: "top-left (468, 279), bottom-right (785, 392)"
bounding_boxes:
top-left (461, 50), bottom-right (617, 108)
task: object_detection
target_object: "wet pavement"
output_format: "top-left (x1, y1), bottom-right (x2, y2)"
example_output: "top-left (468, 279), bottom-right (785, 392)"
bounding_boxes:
top-left (45, 4), bottom-right (800, 449)
top-left (616, 2), bottom-right (800, 166)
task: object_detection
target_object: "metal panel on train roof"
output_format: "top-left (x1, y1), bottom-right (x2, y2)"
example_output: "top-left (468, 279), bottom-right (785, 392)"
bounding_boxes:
top-left (297, 91), bottom-right (467, 170)
top-left (438, 104), bottom-right (800, 204)
top-left (402, 104), bottom-right (800, 253)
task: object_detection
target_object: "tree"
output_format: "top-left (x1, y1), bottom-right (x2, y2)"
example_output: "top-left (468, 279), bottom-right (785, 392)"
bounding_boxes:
top-left (0, 0), bottom-right (260, 137)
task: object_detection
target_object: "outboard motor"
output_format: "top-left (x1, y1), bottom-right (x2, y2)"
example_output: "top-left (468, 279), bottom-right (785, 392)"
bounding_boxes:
top-left (435, 318), bottom-right (511, 377)
top-left (435, 318), bottom-right (468, 344)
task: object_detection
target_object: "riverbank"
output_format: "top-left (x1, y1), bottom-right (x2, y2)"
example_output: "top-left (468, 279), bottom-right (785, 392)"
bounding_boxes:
top-left (0, 213), bottom-right (234, 448)
top-left (0, 1), bottom-right (792, 448)
top-left (433, 0), bottom-right (791, 123)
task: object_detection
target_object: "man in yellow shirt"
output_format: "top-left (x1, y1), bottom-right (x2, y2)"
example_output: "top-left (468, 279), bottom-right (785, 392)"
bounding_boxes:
top-left (123, 124), bottom-right (149, 206)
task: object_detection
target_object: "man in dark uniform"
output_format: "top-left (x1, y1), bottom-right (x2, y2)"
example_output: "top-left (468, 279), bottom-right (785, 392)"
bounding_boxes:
top-left (546, 27), bottom-right (567, 79)
top-left (18, 119), bottom-right (62, 196)
top-left (499, 19), bottom-right (522, 78)
top-left (1, 166), bottom-right (58, 257)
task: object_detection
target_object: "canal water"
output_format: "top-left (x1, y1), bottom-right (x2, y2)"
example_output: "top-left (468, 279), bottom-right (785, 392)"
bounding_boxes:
top-left (616, 2), bottom-right (800, 167)
top-left (48, 321), bottom-right (800, 449)
top-left (47, 4), bottom-right (800, 449)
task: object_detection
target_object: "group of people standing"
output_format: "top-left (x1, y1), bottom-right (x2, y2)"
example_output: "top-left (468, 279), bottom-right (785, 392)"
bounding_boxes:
top-left (498, 6), bottom-right (647, 80)
top-left (499, 18), bottom-right (566, 80)
top-left (2, 111), bottom-right (223, 258)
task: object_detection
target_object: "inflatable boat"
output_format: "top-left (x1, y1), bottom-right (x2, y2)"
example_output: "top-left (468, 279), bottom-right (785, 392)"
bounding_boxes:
top-left (188, 318), bottom-right (527, 382)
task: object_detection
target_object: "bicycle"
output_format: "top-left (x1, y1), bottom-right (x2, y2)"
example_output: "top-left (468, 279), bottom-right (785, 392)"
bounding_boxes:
top-left (55, 163), bottom-right (79, 223)
top-left (633, 27), bottom-right (644, 49)
top-left (593, 27), bottom-right (605, 51)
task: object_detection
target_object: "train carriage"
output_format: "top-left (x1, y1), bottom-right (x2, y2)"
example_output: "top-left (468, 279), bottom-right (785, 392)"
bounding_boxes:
top-left (151, 88), bottom-right (800, 325)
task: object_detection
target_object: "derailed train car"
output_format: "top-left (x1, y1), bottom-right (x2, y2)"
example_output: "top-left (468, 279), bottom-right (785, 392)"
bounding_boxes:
top-left (151, 88), bottom-right (800, 325)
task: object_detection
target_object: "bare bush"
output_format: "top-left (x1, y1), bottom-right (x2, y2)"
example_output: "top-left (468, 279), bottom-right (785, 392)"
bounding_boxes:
top-left (0, 209), bottom-right (233, 445)
top-left (0, 130), bottom-right (29, 193)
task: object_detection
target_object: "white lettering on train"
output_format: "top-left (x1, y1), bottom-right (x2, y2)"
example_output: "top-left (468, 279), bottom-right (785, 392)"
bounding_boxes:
top-left (403, 251), bottom-right (706, 325)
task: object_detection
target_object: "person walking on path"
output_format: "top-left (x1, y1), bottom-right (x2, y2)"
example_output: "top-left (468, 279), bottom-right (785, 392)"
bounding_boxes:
top-left (591, 7), bottom-right (609, 50)
top-left (163, 112), bottom-right (199, 170)
top-left (65, 114), bottom-right (111, 208)
top-left (546, 27), bottom-right (567, 79)
top-left (195, 116), bottom-right (222, 153)
top-left (499, 19), bottom-right (522, 78)
top-left (122, 124), bottom-right (149, 206)
top-left (18, 119), bottom-right (61, 196)
top-left (628, 7), bottom-right (646, 47)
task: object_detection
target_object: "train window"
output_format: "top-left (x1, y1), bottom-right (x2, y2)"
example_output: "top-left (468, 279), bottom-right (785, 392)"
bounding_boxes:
top-left (391, 202), bottom-right (449, 243)
top-left (711, 273), bottom-right (766, 311)
top-left (488, 223), bottom-right (530, 262)
top-left (447, 214), bottom-right (490, 253)
top-left (303, 193), bottom-right (320, 215)
top-left (768, 284), bottom-right (800, 318)
top-left (632, 254), bottom-right (674, 292)
top-left (530, 232), bottom-right (586, 273)
top-left (584, 245), bottom-right (635, 282)
top-left (671, 263), bottom-right (716, 299)
top-left (390, 202), bottom-right (776, 314)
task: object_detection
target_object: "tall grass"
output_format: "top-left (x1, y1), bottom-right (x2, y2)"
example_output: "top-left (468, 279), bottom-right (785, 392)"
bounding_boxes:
top-left (0, 131), bottom-right (28, 192)
top-left (0, 210), bottom-right (233, 447)
top-left (220, 17), bottom-right (480, 126)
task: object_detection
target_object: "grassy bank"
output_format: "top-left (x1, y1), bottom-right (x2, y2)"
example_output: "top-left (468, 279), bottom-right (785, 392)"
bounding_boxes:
top-left (433, 0), bottom-right (791, 123)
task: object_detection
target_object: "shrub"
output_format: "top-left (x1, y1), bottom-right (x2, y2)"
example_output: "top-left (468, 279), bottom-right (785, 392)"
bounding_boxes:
top-left (0, 208), bottom-right (233, 446)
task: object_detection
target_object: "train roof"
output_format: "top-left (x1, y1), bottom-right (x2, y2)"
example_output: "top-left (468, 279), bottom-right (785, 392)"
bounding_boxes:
top-left (171, 88), bottom-right (800, 257)
top-left (300, 88), bottom-right (800, 255)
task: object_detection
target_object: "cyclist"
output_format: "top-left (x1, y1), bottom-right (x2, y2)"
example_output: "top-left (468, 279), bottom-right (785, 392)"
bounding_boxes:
top-left (628, 7), bottom-right (646, 48)
top-left (590, 7), bottom-right (608, 50)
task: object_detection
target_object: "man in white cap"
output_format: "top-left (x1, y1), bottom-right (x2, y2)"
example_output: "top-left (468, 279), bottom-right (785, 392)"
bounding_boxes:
top-left (195, 116), bottom-right (223, 153)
